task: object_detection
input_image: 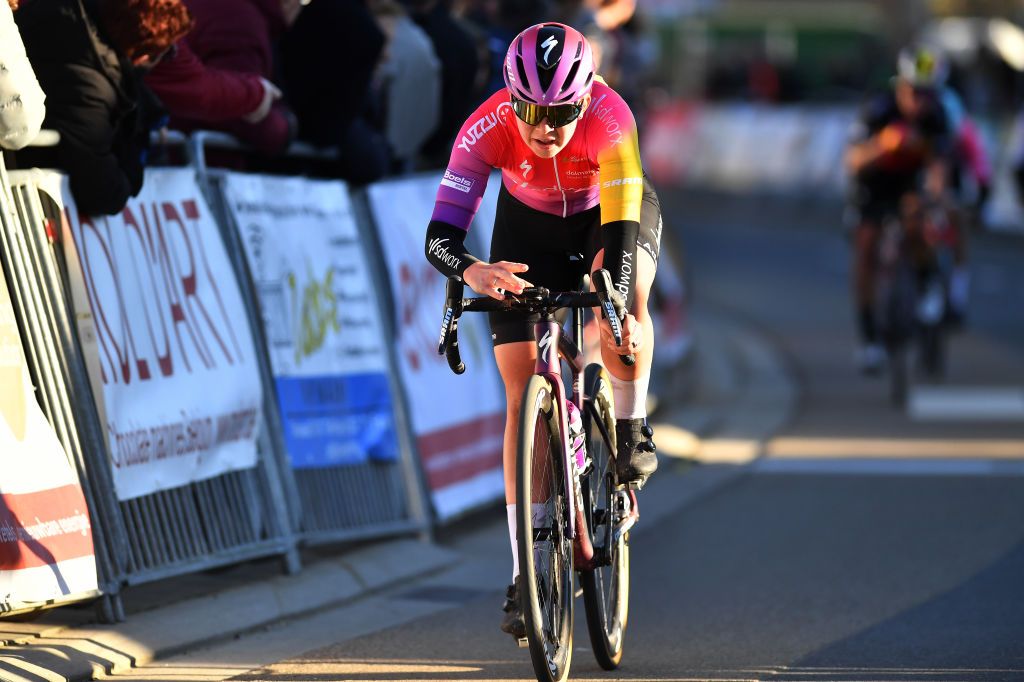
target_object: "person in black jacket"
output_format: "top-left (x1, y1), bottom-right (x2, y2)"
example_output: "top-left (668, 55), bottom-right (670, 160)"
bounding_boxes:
top-left (14, 0), bottom-right (192, 216)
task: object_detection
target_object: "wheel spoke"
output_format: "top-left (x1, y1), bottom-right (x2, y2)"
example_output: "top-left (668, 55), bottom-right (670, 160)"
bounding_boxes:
top-left (580, 369), bottom-right (630, 670)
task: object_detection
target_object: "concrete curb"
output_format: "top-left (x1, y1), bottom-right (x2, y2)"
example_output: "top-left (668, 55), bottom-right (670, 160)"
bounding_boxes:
top-left (0, 539), bottom-right (458, 682)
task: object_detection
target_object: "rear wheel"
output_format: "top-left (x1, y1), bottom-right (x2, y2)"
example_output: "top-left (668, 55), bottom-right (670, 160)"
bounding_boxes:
top-left (889, 344), bottom-right (909, 407)
top-left (517, 375), bottom-right (574, 682)
top-left (881, 263), bottom-right (915, 408)
top-left (578, 364), bottom-right (630, 670)
top-left (919, 322), bottom-right (946, 380)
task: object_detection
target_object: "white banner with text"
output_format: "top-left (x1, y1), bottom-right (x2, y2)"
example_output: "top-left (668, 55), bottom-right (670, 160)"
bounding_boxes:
top-left (368, 175), bottom-right (505, 520)
top-left (56, 169), bottom-right (263, 500)
top-left (223, 173), bottom-right (401, 468)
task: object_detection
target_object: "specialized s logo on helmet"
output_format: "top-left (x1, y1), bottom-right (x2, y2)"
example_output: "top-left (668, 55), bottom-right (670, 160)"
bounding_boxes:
top-left (541, 35), bottom-right (558, 67)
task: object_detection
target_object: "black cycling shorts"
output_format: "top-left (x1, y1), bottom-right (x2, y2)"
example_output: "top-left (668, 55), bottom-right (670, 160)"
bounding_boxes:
top-left (852, 174), bottom-right (919, 224)
top-left (488, 175), bottom-right (662, 346)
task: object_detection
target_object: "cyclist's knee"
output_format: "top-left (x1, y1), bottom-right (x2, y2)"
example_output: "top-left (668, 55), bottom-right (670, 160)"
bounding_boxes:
top-left (495, 340), bottom-right (536, 416)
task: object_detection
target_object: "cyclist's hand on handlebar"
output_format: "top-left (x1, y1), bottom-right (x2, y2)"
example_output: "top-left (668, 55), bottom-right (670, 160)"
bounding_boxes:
top-left (464, 261), bottom-right (533, 300)
top-left (599, 312), bottom-right (643, 355)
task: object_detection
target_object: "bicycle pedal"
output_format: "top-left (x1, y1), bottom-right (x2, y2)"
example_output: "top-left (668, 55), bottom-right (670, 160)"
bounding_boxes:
top-left (627, 477), bottom-right (646, 491)
top-left (517, 637), bottom-right (529, 648)
top-left (614, 514), bottom-right (638, 543)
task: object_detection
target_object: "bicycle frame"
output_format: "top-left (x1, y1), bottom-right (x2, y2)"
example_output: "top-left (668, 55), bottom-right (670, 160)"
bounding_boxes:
top-left (438, 270), bottom-right (632, 569)
top-left (531, 309), bottom-right (595, 567)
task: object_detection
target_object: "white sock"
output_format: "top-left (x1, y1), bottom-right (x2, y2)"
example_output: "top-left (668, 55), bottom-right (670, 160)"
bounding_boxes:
top-left (609, 373), bottom-right (650, 420)
top-left (507, 503), bottom-right (551, 581)
top-left (507, 504), bottom-right (518, 580)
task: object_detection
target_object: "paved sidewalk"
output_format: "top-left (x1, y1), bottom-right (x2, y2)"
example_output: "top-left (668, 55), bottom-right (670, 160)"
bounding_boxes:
top-left (0, 541), bottom-right (457, 682)
top-left (0, 304), bottom-right (798, 682)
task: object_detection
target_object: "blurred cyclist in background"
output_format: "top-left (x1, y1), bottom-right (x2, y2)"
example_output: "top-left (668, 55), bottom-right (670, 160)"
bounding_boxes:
top-left (423, 22), bottom-right (660, 638)
top-left (845, 46), bottom-right (959, 373)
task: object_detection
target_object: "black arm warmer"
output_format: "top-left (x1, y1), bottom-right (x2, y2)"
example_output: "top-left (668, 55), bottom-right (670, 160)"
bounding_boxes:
top-left (425, 220), bottom-right (482, 279)
top-left (601, 219), bottom-right (640, 310)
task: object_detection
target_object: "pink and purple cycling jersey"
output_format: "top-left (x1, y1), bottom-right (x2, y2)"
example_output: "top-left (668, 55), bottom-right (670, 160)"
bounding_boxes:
top-left (431, 80), bottom-right (644, 232)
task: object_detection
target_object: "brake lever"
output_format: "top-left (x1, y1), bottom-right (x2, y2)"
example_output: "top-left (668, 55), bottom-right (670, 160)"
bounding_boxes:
top-left (437, 276), bottom-right (466, 374)
top-left (592, 268), bottom-right (635, 367)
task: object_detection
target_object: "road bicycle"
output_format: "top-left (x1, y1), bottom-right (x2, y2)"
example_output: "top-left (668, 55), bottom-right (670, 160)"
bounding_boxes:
top-left (437, 268), bottom-right (639, 682)
top-left (875, 200), bottom-right (949, 406)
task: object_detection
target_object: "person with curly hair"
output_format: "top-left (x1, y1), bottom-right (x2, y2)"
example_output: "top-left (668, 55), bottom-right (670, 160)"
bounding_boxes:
top-left (13, 0), bottom-right (193, 215)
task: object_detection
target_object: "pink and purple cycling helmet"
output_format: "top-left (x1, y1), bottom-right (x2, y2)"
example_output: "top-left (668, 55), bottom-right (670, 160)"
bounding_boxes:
top-left (504, 23), bottom-right (595, 106)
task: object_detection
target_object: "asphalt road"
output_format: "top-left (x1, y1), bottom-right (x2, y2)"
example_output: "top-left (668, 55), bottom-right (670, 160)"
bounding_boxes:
top-left (115, 191), bottom-right (1024, 682)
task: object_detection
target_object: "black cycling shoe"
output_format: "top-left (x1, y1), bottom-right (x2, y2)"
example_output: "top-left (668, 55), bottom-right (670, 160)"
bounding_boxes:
top-left (615, 418), bottom-right (657, 485)
top-left (500, 579), bottom-right (526, 639)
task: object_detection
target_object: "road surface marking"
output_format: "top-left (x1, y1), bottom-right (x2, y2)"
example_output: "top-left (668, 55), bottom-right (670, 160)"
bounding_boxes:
top-left (753, 457), bottom-right (1024, 476)
top-left (768, 437), bottom-right (1024, 458)
top-left (908, 386), bottom-right (1024, 421)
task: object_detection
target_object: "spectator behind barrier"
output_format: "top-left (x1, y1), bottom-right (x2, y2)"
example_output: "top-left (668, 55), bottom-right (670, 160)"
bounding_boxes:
top-left (371, 0), bottom-right (441, 171)
top-left (148, 0), bottom-right (297, 155)
top-left (0, 0), bottom-right (45, 151)
top-left (146, 41), bottom-right (278, 135)
top-left (457, 0), bottom-right (549, 94)
top-left (405, 0), bottom-right (483, 164)
top-left (13, 0), bottom-right (192, 216)
top-left (282, 0), bottom-right (385, 165)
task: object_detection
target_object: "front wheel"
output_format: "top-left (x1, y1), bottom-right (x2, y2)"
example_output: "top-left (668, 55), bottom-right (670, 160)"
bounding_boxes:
top-left (517, 375), bottom-right (574, 682)
top-left (578, 364), bottom-right (630, 670)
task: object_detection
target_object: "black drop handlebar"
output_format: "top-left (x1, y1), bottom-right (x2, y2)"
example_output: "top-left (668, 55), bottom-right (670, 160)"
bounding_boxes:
top-left (437, 268), bottom-right (635, 375)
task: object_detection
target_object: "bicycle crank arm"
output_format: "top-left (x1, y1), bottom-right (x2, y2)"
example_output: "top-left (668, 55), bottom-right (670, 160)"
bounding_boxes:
top-left (613, 488), bottom-right (640, 543)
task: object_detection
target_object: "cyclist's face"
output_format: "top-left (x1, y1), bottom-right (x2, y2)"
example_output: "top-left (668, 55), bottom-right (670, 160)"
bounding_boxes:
top-left (895, 80), bottom-right (936, 120)
top-left (515, 95), bottom-right (591, 158)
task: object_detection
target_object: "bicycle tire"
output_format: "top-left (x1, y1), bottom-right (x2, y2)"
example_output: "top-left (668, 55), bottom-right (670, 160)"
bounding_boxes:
top-left (517, 374), bottom-right (574, 682)
top-left (578, 363), bottom-right (630, 670)
top-left (881, 263), bottom-right (914, 408)
top-left (920, 322), bottom-right (946, 379)
top-left (889, 344), bottom-right (908, 407)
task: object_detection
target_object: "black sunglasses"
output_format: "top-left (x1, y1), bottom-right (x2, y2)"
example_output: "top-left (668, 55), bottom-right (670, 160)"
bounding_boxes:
top-left (511, 96), bottom-right (584, 128)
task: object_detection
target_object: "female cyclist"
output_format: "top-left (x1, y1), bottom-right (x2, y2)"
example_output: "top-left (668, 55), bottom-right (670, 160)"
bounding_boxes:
top-left (423, 22), bottom-right (661, 638)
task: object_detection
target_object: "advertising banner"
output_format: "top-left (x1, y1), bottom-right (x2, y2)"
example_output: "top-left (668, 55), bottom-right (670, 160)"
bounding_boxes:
top-left (368, 175), bottom-right (505, 520)
top-left (56, 169), bottom-right (263, 500)
top-left (643, 102), bottom-right (852, 195)
top-left (222, 173), bottom-right (400, 468)
top-left (0, 272), bottom-right (98, 610)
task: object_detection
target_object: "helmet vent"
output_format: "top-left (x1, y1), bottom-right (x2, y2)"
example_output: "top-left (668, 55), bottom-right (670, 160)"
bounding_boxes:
top-left (538, 63), bottom-right (555, 92)
top-left (556, 60), bottom-right (582, 102)
top-left (516, 54), bottom-right (530, 93)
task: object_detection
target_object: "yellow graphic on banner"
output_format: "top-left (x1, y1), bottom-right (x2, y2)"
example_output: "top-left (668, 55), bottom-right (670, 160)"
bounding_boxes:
top-left (288, 264), bottom-right (340, 366)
